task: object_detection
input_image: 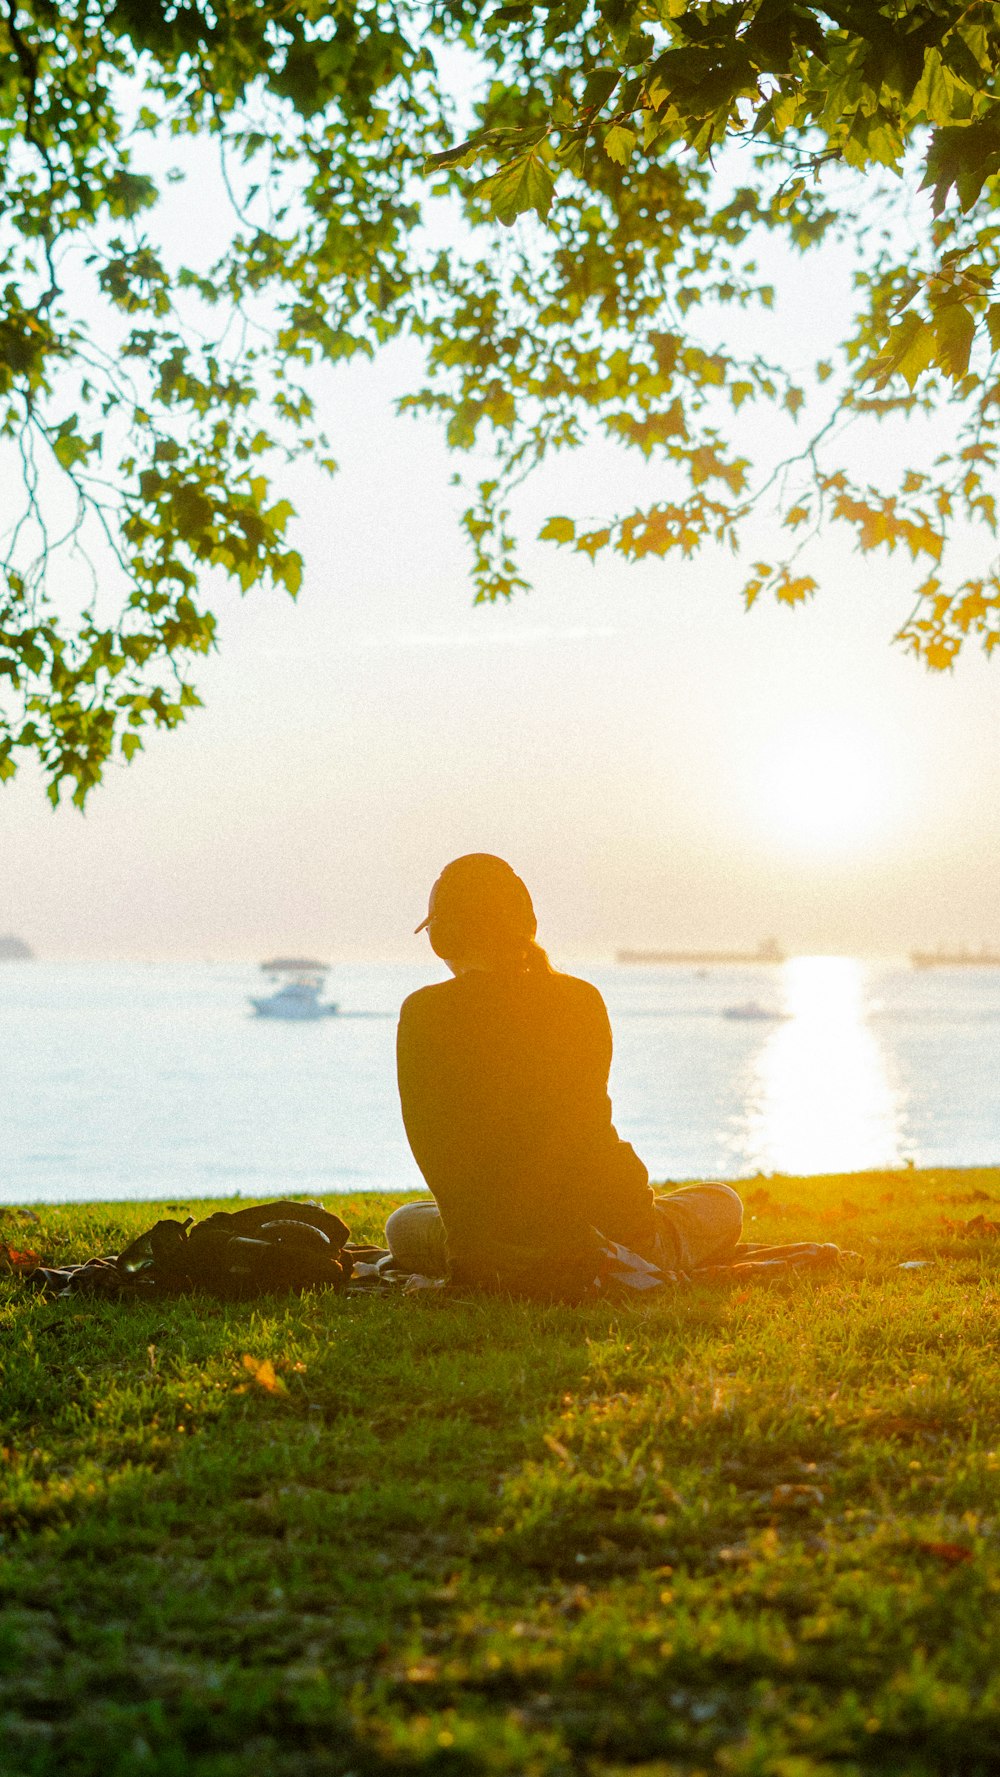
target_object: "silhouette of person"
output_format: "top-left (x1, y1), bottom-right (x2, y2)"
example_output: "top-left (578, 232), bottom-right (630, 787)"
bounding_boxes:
top-left (389, 854), bottom-right (742, 1291)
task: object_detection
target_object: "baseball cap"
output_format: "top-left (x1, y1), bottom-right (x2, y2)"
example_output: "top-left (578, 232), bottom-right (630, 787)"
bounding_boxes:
top-left (415, 854), bottom-right (536, 939)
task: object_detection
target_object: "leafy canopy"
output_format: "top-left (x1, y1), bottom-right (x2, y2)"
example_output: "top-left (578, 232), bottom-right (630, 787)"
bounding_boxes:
top-left (3, 0), bottom-right (1000, 801)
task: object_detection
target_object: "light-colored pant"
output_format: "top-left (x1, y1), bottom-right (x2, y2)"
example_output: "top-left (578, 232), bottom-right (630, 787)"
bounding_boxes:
top-left (649, 1183), bottom-right (743, 1272)
top-left (385, 1184), bottom-right (743, 1279)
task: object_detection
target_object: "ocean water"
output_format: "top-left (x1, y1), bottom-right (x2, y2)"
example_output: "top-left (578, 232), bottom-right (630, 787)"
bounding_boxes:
top-left (0, 958), bottom-right (998, 1205)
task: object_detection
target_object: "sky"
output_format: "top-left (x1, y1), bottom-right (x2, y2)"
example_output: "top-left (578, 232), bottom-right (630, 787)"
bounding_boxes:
top-left (4, 140), bottom-right (1000, 963)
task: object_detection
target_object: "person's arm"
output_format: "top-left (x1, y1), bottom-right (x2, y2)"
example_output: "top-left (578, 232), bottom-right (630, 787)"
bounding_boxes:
top-left (397, 989), bottom-right (470, 1189)
top-left (396, 991), bottom-right (436, 1184)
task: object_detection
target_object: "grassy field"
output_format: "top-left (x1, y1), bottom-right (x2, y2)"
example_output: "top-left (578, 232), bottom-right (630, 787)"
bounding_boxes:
top-left (2, 1168), bottom-right (1000, 1776)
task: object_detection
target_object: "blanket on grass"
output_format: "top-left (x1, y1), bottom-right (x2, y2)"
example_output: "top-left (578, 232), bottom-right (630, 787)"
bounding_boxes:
top-left (6, 1200), bottom-right (848, 1303)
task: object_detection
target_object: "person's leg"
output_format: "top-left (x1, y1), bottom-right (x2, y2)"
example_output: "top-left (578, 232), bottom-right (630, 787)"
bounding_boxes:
top-left (384, 1198), bottom-right (449, 1276)
top-left (651, 1184), bottom-right (743, 1273)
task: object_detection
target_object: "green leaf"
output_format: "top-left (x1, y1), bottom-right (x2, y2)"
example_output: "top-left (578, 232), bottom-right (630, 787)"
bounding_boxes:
top-left (170, 484), bottom-right (214, 538)
top-left (477, 154), bottom-right (555, 226)
top-left (863, 311), bottom-right (936, 391)
top-left (922, 119), bottom-right (1000, 215)
top-left (50, 420), bottom-right (95, 471)
top-left (642, 108), bottom-right (664, 150)
top-left (933, 304), bottom-right (976, 380)
top-left (104, 169), bottom-right (158, 219)
top-left (581, 70), bottom-right (620, 114)
top-left (604, 125), bottom-right (636, 167)
top-left (911, 48), bottom-right (957, 126)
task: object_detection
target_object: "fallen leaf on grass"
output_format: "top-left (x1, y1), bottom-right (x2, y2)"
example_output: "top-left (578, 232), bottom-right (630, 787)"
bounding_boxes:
top-left (877, 1414), bottom-right (945, 1437)
top-left (913, 1540), bottom-right (974, 1566)
top-left (816, 1200), bottom-right (862, 1224)
top-left (0, 1243), bottom-right (40, 1271)
top-left (543, 1433), bottom-right (575, 1467)
top-left (403, 1660), bottom-right (440, 1683)
top-left (238, 1355), bottom-right (286, 1395)
top-left (771, 1483), bottom-right (824, 1509)
top-left (939, 1214), bottom-right (1000, 1236)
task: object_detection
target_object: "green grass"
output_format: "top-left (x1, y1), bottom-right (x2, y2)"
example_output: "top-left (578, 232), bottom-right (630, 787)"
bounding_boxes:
top-left (2, 1169), bottom-right (1000, 1776)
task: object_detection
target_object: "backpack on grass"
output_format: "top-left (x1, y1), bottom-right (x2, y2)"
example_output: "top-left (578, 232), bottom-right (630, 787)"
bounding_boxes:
top-left (20, 1200), bottom-right (380, 1300)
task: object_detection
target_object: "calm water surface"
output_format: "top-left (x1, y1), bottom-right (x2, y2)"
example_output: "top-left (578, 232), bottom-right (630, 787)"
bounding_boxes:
top-left (0, 959), bottom-right (997, 1203)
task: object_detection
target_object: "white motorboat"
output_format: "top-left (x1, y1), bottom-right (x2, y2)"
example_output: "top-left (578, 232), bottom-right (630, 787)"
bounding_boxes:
top-left (250, 957), bottom-right (338, 1020)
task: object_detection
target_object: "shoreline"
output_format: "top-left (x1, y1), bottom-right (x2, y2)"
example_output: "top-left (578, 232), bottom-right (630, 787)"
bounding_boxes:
top-left (3, 1162), bottom-right (999, 1218)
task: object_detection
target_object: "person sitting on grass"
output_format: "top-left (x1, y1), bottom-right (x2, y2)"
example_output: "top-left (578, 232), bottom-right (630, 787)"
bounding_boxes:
top-left (389, 852), bottom-right (743, 1295)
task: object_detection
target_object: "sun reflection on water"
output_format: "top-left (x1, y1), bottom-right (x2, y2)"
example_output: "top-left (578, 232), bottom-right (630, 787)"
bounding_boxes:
top-left (743, 956), bottom-right (903, 1175)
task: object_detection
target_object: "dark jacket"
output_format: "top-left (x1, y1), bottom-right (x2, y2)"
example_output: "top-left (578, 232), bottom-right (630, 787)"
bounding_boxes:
top-left (396, 966), bottom-right (654, 1277)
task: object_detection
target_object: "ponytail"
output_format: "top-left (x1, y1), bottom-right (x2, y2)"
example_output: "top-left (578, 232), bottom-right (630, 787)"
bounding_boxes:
top-left (488, 937), bottom-right (553, 976)
top-left (524, 938), bottom-right (554, 975)
top-left (429, 915), bottom-right (553, 976)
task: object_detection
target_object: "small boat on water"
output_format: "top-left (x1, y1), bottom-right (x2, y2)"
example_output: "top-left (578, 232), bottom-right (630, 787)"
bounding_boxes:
top-left (721, 1001), bottom-right (787, 1022)
top-left (0, 934), bottom-right (32, 960)
top-left (250, 958), bottom-right (338, 1020)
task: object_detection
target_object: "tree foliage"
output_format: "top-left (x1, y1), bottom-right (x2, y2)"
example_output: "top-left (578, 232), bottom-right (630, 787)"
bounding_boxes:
top-left (3, 1), bottom-right (1000, 800)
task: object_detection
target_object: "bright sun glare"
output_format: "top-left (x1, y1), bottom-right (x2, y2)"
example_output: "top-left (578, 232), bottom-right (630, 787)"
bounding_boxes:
top-left (743, 955), bottom-right (902, 1175)
top-left (756, 721), bottom-right (895, 853)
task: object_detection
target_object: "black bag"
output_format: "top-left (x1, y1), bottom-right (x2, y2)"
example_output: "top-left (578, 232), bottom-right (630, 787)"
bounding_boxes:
top-left (24, 1200), bottom-right (358, 1300)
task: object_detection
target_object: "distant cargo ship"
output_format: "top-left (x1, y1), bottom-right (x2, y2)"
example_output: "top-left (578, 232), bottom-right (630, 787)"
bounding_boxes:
top-left (0, 934), bottom-right (32, 960)
top-left (617, 939), bottom-right (784, 966)
top-left (911, 948), bottom-right (1000, 968)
